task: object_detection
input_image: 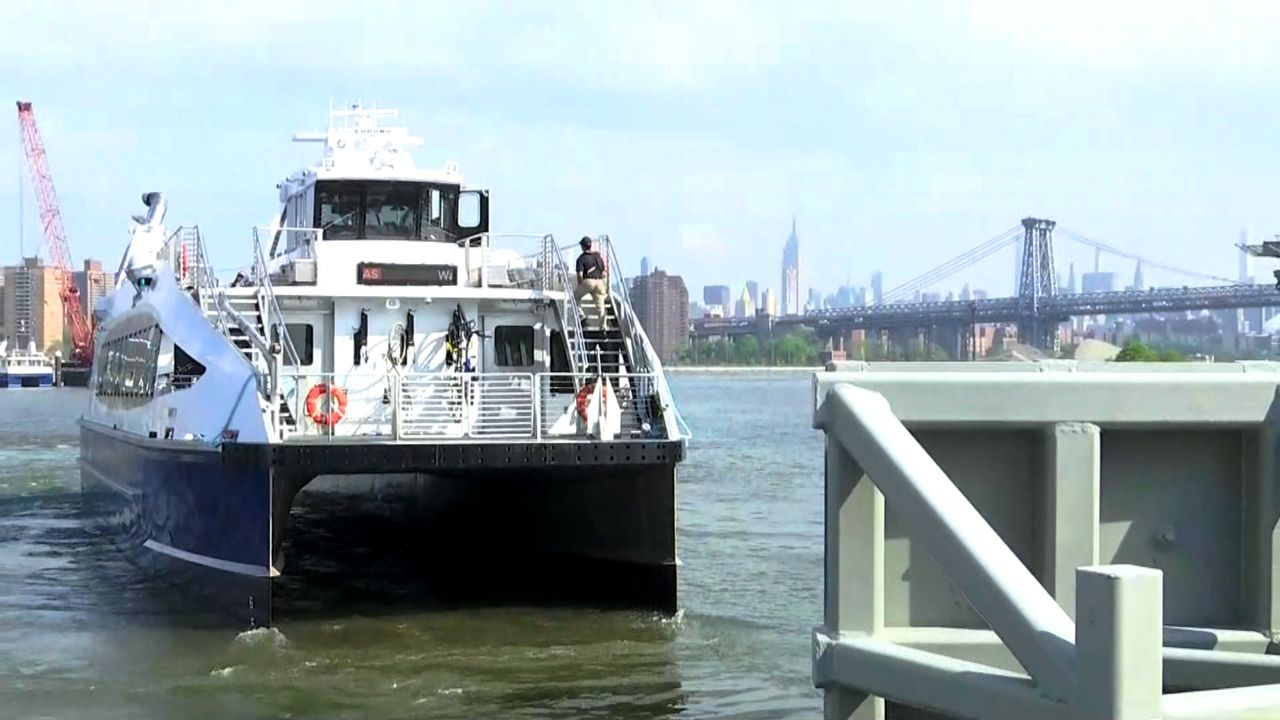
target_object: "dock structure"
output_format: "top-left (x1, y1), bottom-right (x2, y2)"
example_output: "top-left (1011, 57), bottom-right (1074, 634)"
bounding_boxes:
top-left (812, 361), bottom-right (1280, 719)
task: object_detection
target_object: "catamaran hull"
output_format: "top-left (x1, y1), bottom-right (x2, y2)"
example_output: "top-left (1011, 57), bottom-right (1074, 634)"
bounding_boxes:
top-left (79, 421), bottom-right (275, 625)
top-left (80, 420), bottom-right (681, 626)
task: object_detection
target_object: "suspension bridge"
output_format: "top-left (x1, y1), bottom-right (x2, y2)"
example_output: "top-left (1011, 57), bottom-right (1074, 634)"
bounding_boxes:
top-left (690, 217), bottom-right (1280, 354)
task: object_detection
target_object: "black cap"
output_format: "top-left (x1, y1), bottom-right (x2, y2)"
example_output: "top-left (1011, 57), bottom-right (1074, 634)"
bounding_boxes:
top-left (579, 236), bottom-right (592, 249)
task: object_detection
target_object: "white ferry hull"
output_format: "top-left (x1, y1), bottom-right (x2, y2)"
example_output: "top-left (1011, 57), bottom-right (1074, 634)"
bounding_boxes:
top-left (0, 370), bottom-right (54, 388)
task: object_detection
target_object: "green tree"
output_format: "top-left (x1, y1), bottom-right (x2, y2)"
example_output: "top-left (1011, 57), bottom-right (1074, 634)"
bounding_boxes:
top-left (1114, 339), bottom-right (1161, 362)
top-left (776, 333), bottom-right (815, 365)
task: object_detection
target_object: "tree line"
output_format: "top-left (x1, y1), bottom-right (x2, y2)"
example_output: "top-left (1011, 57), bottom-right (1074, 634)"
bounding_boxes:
top-left (676, 333), bottom-right (1235, 366)
top-left (674, 332), bottom-right (949, 367)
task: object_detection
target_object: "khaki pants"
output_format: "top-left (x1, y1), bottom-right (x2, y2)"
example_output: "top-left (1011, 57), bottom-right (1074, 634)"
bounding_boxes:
top-left (577, 278), bottom-right (610, 331)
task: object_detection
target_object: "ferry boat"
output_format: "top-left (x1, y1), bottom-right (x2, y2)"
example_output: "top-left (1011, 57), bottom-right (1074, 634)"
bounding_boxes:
top-left (79, 105), bottom-right (687, 625)
top-left (0, 340), bottom-right (55, 388)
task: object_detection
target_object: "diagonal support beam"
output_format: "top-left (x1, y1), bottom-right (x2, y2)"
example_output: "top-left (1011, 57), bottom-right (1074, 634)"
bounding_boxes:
top-left (815, 384), bottom-right (1077, 700)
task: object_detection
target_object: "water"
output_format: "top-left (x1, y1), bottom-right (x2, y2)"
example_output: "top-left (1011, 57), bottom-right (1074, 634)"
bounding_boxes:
top-left (0, 371), bottom-right (825, 719)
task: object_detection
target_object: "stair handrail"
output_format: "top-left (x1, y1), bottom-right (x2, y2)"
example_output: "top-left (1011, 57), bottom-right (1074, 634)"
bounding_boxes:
top-left (166, 226), bottom-right (224, 335)
top-left (546, 234), bottom-right (589, 375)
top-left (251, 227), bottom-right (301, 370)
top-left (598, 235), bottom-right (691, 440)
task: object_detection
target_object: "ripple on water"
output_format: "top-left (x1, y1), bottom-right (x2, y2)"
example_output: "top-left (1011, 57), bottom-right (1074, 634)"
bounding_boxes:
top-left (0, 378), bottom-right (826, 718)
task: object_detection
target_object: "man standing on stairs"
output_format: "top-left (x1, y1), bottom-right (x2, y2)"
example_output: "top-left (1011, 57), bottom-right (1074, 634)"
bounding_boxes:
top-left (575, 236), bottom-right (610, 332)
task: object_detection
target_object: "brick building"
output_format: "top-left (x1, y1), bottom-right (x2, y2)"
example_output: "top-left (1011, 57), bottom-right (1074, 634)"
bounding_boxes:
top-left (630, 268), bottom-right (689, 363)
top-left (1, 257), bottom-right (64, 354)
top-left (74, 259), bottom-right (111, 319)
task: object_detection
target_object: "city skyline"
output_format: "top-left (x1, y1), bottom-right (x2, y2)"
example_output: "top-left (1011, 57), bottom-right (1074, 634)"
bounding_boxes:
top-left (650, 212), bottom-right (1272, 317)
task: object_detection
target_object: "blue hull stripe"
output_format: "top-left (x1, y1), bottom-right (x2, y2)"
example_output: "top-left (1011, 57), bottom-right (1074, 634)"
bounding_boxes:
top-left (79, 420), bottom-right (272, 570)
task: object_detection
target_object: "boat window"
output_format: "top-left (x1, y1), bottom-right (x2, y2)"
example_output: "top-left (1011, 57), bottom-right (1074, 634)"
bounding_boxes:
top-left (550, 330), bottom-right (570, 373)
top-left (171, 344), bottom-right (205, 391)
top-left (318, 187), bottom-right (361, 240)
top-left (364, 185), bottom-right (419, 239)
top-left (548, 330), bottom-right (574, 394)
top-left (458, 191), bottom-right (481, 229)
top-left (94, 323), bottom-right (167, 402)
top-left (420, 186), bottom-right (457, 242)
top-left (285, 323), bottom-right (315, 366)
top-left (493, 326), bottom-right (535, 367)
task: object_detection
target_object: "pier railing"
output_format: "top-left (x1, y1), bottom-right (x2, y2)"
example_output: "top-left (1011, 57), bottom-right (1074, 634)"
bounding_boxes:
top-left (276, 370), bottom-right (664, 443)
top-left (814, 363), bottom-right (1280, 719)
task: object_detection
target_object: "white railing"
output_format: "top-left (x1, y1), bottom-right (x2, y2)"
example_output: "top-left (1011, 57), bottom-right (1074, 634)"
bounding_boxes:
top-left (538, 372), bottom-right (653, 438)
top-left (460, 232), bottom-right (559, 289)
top-left (399, 372), bottom-right (536, 439)
top-left (276, 371), bottom-right (664, 443)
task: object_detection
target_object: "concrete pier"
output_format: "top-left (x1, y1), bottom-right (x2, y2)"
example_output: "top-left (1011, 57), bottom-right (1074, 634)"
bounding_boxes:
top-left (812, 361), bottom-right (1280, 719)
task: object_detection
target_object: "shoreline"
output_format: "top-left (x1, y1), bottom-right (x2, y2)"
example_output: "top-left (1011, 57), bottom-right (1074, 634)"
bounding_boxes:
top-left (666, 366), bottom-right (822, 373)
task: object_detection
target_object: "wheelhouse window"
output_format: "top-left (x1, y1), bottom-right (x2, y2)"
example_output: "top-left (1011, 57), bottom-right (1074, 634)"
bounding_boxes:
top-left (364, 185), bottom-right (419, 239)
top-left (493, 326), bottom-right (535, 367)
top-left (317, 186), bottom-right (361, 240)
top-left (314, 181), bottom-right (469, 242)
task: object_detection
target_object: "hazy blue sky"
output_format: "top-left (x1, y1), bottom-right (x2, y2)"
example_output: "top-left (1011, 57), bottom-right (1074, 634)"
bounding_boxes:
top-left (4, 0), bottom-right (1280, 299)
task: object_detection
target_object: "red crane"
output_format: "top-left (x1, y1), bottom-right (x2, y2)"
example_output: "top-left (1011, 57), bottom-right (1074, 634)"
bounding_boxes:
top-left (16, 101), bottom-right (92, 365)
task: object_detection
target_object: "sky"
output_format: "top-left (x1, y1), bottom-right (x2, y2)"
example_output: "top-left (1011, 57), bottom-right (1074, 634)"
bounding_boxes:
top-left (4, 0), bottom-right (1280, 300)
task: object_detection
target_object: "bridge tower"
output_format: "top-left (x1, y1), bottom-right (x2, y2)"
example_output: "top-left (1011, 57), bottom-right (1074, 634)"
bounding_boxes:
top-left (1017, 217), bottom-right (1060, 352)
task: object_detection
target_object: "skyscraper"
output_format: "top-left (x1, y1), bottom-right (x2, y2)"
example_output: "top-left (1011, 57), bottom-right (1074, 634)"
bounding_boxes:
top-left (74, 258), bottom-right (110, 319)
top-left (737, 285), bottom-right (757, 317)
top-left (781, 217), bottom-right (800, 315)
top-left (871, 271), bottom-right (883, 304)
top-left (761, 288), bottom-right (778, 317)
top-left (702, 285), bottom-right (731, 318)
top-left (640, 256), bottom-right (651, 278)
top-left (806, 288), bottom-right (822, 312)
top-left (745, 281), bottom-right (760, 308)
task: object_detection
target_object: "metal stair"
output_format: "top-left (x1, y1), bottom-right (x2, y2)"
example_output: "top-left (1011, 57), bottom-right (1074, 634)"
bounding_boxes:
top-left (219, 293), bottom-right (266, 369)
top-left (566, 297), bottom-right (631, 375)
top-left (212, 292), bottom-right (297, 429)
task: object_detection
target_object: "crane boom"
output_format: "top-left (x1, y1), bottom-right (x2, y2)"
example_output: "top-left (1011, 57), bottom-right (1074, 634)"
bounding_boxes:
top-left (15, 101), bottom-right (92, 364)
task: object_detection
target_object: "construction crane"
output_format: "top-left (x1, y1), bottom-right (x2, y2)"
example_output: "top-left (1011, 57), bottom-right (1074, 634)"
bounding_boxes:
top-left (15, 100), bottom-right (93, 365)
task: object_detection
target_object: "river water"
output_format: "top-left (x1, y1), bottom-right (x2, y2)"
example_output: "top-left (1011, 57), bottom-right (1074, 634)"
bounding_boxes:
top-left (0, 371), bottom-right (825, 719)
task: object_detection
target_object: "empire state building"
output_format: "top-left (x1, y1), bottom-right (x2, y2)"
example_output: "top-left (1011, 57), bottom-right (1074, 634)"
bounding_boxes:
top-left (781, 217), bottom-right (800, 316)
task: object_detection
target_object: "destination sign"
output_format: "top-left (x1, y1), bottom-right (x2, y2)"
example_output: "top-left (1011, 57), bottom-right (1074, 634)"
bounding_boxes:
top-left (356, 262), bottom-right (458, 287)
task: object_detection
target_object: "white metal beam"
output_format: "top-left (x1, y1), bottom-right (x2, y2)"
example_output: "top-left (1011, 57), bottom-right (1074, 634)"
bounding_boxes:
top-left (816, 385), bottom-right (1077, 700)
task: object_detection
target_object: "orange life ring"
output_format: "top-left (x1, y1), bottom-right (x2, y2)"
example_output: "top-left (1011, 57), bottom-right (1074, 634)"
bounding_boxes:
top-left (574, 380), bottom-right (608, 422)
top-left (575, 382), bottom-right (594, 421)
top-left (305, 383), bottom-right (348, 426)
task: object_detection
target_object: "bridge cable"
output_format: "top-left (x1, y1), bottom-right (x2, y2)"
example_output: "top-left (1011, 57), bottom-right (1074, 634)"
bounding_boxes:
top-left (879, 227), bottom-right (1021, 304)
top-left (1058, 229), bottom-right (1243, 287)
top-left (879, 226), bottom-right (1023, 304)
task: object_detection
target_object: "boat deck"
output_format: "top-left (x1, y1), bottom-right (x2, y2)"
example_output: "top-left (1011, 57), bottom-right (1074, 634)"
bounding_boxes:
top-left (226, 437), bottom-right (684, 473)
